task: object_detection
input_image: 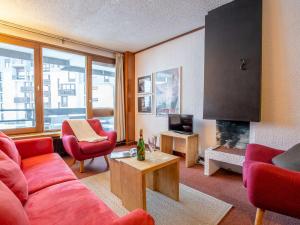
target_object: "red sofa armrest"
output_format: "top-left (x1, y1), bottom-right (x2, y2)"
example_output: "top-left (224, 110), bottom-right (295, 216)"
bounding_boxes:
top-left (245, 144), bottom-right (284, 164)
top-left (14, 137), bottom-right (54, 159)
top-left (112, 209), bottom-right (154, 225)
top-left (247, 162), bottom-right (300, 219)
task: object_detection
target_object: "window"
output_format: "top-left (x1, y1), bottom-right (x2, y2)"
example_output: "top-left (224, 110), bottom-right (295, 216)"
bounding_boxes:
top-left (43, 63), bottom-right (50, 72)
top-left (0, 35), bottom-right (115, 135)
top-left (42, 48), bottom-right (86, 130)
top-left (0, 42), bottom-right (36, 130)
top-left (92, 61), bottom-right (115, 131)
top-left (68, 73), bottom-right (76, 82)
top-left (44, 85), bottom-right (49, 92)
top-left (4, 59), bottom-right (10, 68)
top-left (59, 83), bottom-right (76, 96)
top-left (61, 96), bottom-right (68, 107)
top-left (13, 67), bottom-right (25, 80)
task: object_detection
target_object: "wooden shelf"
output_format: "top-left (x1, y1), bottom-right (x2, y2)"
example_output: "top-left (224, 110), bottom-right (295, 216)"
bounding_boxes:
top-left (160, 131), bottom-right (198, 139)
top-left (160, 131), bottom-right (199, 168)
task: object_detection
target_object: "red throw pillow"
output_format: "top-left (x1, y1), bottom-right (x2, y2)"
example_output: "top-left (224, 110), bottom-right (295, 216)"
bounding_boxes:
top-left (0, 180), bottom-right (30, 225)
top-left (0, 131), bottom-right (21, 166)
top-left (0, 150), bottom-right (28, 204)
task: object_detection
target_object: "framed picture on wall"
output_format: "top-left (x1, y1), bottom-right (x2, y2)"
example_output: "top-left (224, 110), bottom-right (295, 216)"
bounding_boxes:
top-left (138, 95), bottom-right (153, 114)
top-left (155, 67), bottom-right (181, 116)
top-left (138, 75), bottom-right (152, 94)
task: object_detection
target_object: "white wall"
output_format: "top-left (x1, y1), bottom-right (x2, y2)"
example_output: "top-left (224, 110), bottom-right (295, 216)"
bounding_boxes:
top-left (135, 0), bottom-right (300, 154)
top-left (135, 30), bottom-right (216, 155)
top-left (250, 0), bottom-right (300, 149)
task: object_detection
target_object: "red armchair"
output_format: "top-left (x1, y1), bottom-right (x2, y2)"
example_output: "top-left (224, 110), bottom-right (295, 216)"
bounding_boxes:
top-left (62, 119), bottom-right (117, 173)
top-left (243, 144), bottom-right (300, 225)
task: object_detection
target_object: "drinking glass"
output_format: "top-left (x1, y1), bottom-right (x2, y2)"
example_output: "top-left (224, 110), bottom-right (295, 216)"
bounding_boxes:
top-left (147, 136), bottom-right (157, 161)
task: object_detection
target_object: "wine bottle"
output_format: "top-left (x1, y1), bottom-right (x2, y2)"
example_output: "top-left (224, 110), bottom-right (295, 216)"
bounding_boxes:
top-left (137, 129), bottom-right (145, 161)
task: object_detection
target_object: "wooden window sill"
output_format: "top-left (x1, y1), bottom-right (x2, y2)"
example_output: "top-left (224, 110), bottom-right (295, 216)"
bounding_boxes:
top-left (9, 131), bottom-right (61, 140)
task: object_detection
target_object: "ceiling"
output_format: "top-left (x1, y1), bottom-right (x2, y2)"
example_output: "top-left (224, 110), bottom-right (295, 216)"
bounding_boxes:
top-left (0, 0), bottom-right (232, 52)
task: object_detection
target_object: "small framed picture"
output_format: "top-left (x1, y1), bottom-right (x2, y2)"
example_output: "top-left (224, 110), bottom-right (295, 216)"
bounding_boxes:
top-left (138, 75), bottom-right (152, 94)
top-left (138, 95), bottom-right (153, 114)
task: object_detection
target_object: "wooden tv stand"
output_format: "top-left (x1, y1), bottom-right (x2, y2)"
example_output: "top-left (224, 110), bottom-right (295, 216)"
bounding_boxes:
top-left (160, 131), bottom-right (199, 167)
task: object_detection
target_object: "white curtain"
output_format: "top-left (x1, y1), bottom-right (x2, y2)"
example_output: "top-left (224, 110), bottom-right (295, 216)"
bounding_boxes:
top-left (114, 53), bottom-right (125, 142)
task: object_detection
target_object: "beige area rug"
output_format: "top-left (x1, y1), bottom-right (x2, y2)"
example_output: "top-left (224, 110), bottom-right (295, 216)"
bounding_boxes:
top-left (80, 172), bottom-right (232, 225)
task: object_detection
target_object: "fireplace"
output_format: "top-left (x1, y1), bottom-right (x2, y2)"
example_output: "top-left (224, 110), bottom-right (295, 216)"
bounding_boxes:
top-left (216, 120), bottom-right (250, 150)
top-left (203, 120), bottom-right (249, 175)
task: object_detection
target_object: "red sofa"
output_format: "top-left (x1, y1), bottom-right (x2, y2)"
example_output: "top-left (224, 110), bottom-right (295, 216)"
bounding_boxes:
top-left (243, 144), bottom-right (300, 224)
top-left (0, 134), bottom-right (154, 225)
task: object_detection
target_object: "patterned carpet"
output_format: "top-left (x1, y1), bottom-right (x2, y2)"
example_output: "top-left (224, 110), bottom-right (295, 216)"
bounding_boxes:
top-left (81, 172), bottom-right (232, 225)
top-left (64, 145), bottom-right (300, 225)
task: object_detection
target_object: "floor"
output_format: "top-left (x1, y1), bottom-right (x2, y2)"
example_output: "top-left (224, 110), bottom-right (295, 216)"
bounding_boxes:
top-left (63, 146), bottom-right (300, 225)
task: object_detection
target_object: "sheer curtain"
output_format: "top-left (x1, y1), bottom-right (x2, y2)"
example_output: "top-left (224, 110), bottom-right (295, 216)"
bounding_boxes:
top-left (114, 53), bottom-right (125, 142)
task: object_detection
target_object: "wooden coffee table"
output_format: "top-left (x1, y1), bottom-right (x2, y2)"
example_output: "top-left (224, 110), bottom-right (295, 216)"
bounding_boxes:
top-left (109, 151), bottom-right (180, 211)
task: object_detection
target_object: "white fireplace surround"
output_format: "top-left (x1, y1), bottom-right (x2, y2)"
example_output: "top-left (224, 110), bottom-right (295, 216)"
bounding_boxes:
top-left (204, 147), bottom-right (245, 176)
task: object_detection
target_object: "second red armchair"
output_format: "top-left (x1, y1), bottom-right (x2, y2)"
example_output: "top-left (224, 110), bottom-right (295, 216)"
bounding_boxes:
top-left (62, 119), bottom-right (117, 173)
top-left (243, 144), bottom-right (300, 225)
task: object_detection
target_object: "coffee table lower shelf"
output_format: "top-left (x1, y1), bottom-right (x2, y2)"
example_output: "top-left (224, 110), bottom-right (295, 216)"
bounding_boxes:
top-left (109, 151), bottom-right (180, 211)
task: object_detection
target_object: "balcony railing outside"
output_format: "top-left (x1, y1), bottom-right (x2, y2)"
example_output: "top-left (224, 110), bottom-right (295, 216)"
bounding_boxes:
top-left (14, 97), bottom-right (31, 104)
top-left (43, 79), bottom-right (51, 85)
top-left (20, 86), bottom-right (34, 92)
top-left (0, 108), bottom-right (114, 131)
top-left (58, 89), bottom-right (76, 96)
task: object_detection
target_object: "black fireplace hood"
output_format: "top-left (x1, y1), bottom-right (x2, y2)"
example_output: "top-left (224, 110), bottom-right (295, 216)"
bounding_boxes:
top-left (203, 0), bottom-right (262, 122)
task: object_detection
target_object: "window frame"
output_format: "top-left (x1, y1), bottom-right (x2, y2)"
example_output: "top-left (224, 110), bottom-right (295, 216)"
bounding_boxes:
top-left (0, 35), bottom-right (42, 135)
top-left (42, 46), bottom-right (87, 131)
top-left (0, 34), bottom-right (115, 135)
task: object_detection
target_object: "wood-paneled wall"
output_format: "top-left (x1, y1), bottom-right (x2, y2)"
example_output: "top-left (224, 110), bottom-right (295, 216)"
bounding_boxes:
top-left (124, 52), bottom-right (135, 144)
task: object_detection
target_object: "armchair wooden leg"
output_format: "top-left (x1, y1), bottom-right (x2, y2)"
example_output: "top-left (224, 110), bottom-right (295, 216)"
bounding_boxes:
top-left (80, 161), bottom-right (85, 173)
top-left (104, 155), bottom-right (109, 168)
top-left (71, 158), bottom-right (76, 166)
top-left (255, 208), bottom-right (265, 225)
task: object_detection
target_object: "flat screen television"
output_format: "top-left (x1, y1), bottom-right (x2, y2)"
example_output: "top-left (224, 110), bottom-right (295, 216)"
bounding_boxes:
top-left (168, 114), bottom-right (193, 134)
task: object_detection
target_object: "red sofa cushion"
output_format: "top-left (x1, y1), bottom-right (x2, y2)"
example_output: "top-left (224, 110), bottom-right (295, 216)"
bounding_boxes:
top-left (0, 181), bottom-right (30, 225)
top-left (79, 140), bottom-right (113, 155)
top-left (25, 180), bottom-right (118, 225)
top-left (0, 131), bottom-right (21, 166)
top-left (22, 153), bottom-right (76, 193)
top-left (0, 150), bottom-right (28, 204)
